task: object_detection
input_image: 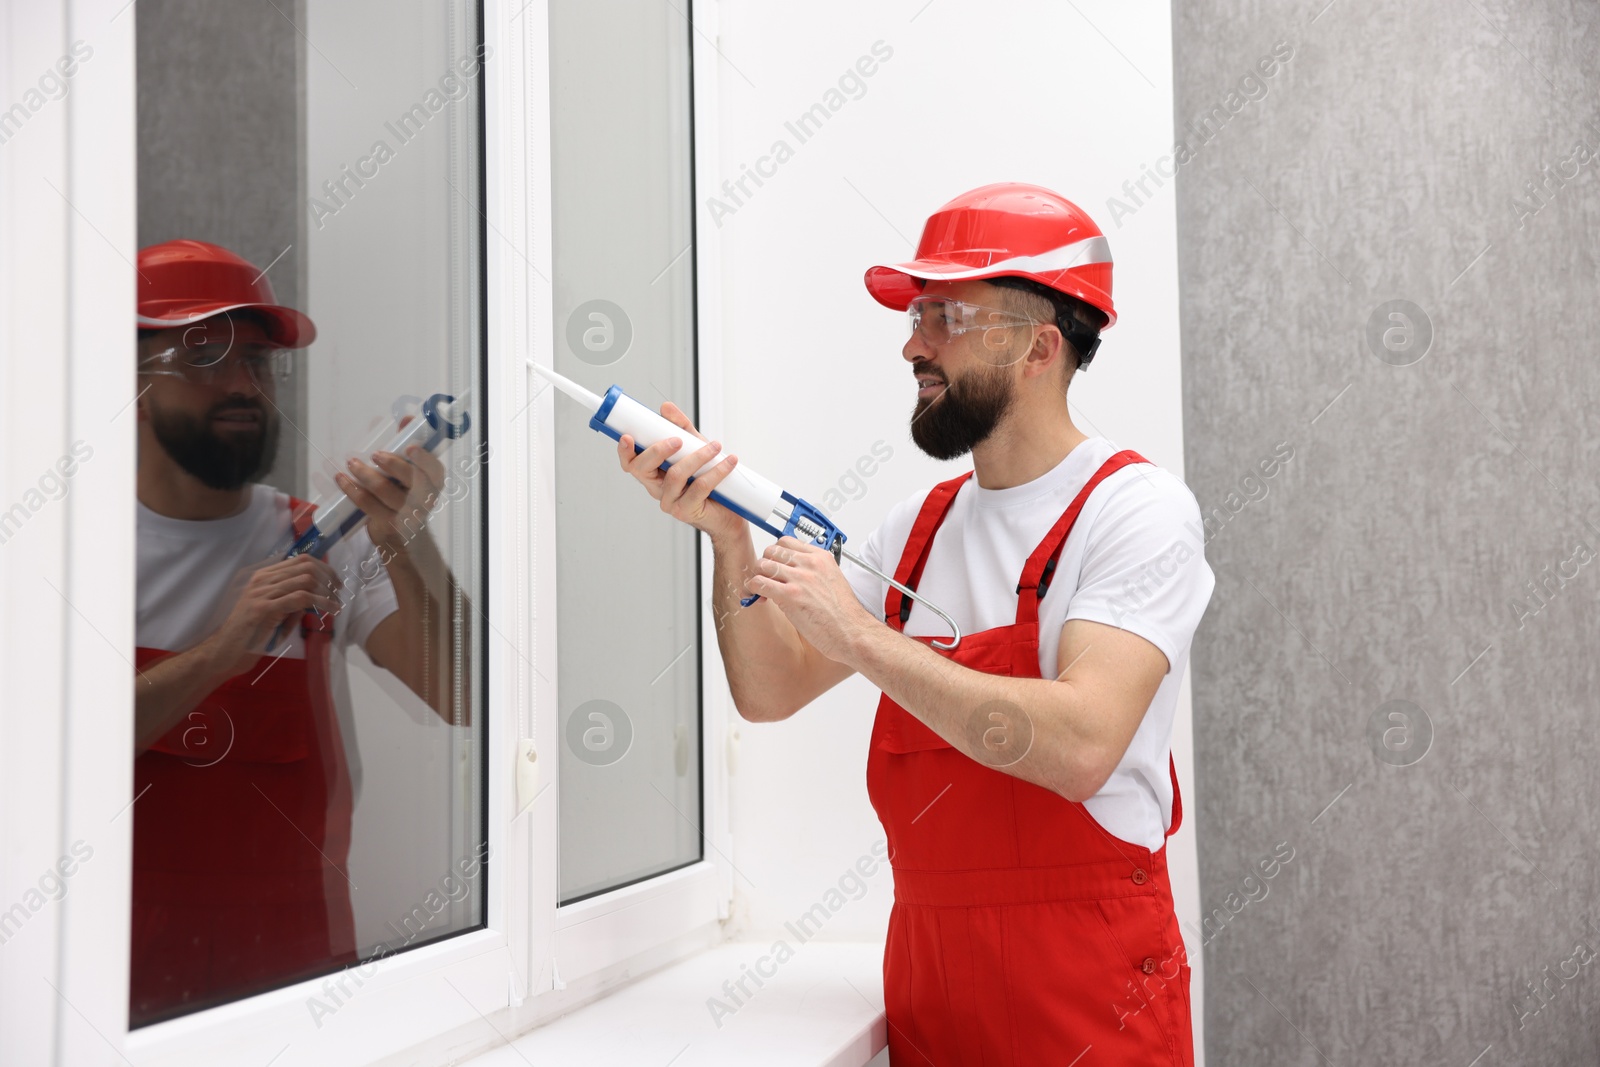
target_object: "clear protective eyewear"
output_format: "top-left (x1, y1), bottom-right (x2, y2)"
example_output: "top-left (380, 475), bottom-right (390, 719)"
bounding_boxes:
top-left (906, 295), bottom-right (1042, 360)
top-left (138, 342), bottom-right (293, 386)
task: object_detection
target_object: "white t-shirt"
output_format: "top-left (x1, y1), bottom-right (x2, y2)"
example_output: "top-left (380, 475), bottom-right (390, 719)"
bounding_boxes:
top-left (137, 483), bottom-right (400, 796)
top-left (841, 437), bottom-right (1214, 851)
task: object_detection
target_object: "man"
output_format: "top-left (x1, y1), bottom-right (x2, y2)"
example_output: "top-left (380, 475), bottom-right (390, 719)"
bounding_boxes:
top-left (617, 184), bottom-right (1212, 1063)
top-left (131, 238), bottom-right (470, 1025)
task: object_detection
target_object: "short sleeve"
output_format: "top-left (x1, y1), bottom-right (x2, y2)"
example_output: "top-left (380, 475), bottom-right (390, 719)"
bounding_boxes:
top-left (840, 520), bottom-right (888, 622)
top-left (327, 528), bottom-right (401, 652)
top-left (1062, 471), bottom-right (1214, 670)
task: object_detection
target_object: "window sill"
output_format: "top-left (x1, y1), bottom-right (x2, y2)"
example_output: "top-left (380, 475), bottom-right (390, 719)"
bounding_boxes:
top-left (460, 942), bottom-right (887, 1066)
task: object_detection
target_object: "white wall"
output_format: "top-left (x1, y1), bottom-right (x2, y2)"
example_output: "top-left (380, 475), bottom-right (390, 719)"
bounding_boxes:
top-left (702, 0), bottom-right (1202, 1055)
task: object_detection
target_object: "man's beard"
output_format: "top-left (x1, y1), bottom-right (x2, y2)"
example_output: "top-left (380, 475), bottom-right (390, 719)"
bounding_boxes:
top-left (148, 398), bottom-right (279, 491)
top-left (910, 363), bottom-right (1014, 460)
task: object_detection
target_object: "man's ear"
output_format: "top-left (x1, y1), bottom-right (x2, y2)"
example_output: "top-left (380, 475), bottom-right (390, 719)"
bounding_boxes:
top-left (1025, 323), bottom-right (1068, 381)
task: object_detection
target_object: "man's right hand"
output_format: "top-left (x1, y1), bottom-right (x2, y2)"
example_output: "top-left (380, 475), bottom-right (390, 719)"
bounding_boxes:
top-left (617, 401), bottom-right (747, 544)
top-left (205, 555), bottom-right (343, 677)
top-left (134, 555), bottom-right (344, 753)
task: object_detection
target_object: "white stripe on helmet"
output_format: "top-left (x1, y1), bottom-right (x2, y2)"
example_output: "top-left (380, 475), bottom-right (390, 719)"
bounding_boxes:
top-left (136, 303), bottom-right (260, 329)
top-left (895, 236), bottom-right (1112, 280)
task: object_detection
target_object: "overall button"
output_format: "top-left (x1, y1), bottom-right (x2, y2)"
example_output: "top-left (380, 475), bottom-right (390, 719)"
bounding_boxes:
top-left (1141, 957), bottom-right (1157, 974)
top-left (1131, 868), bottom-right (1148, 885)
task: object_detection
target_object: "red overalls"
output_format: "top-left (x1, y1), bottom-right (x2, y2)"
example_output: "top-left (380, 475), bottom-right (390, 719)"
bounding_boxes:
top-left (867, 451), bottom-right (1193, 1066)
top-left (131, 498), bottom-right (357, 1026)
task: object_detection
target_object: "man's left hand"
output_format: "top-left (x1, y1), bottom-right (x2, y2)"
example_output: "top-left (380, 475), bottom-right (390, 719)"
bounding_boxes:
top-left (746, 536), bottom-right (877, 664)
top-left (336, 434), bottom-right (447, 560)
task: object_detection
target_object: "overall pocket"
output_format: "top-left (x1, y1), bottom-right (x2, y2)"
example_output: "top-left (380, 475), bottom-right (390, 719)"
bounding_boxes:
top-left (1093, 895), bottom-right (1192, 1064)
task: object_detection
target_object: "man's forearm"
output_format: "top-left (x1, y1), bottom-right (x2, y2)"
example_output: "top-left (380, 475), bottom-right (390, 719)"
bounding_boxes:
top-left (709, 526), bottom-right (811, 721)
top-left (133, 641), bottom-right (242, 754)
top-left (844, 624), bottom-right (1106, 799)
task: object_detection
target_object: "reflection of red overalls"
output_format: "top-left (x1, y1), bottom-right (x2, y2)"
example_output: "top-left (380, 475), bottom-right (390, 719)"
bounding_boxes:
top-left (868, 451), bottom-right (1193, 1065)
top-left (131, 497), bottom-right (356, 1026)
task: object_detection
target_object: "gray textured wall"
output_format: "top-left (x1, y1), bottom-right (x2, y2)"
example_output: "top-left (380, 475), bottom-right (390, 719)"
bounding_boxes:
top-left (1175, 1), bottom-right (1600, 1063)
top-left (136, 0), bottom-right (307, 494)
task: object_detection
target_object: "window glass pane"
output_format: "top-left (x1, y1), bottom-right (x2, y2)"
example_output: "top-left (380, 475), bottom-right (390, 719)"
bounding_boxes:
top-left (132, 0), bottom-right (486, 1026)
top-left (549, 0), bottom-right (701, 903)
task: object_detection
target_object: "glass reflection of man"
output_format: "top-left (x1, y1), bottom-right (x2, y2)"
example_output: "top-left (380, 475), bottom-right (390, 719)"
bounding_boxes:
top-left (130, 239), bottom-right (470, 1025)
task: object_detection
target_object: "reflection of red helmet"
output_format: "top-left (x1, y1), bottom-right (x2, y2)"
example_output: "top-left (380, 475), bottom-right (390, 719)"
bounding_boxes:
top-left (137, 239), bottom-right (316, 347)
top-left (864, 182), bottom-right (1116, 327)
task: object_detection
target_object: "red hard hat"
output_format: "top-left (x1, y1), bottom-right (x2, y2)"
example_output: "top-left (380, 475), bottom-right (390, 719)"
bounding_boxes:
top-left (137, 239), bottom-right (316, 347)
top-left (864, 182), bottom-right (1116, 327)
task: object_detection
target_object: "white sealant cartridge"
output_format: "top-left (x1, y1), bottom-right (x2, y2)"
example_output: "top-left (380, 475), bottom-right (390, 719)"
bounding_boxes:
top-left (530, 361), bottom-right (963, 648)
top-left (533, 364), bottom-right (787, 530)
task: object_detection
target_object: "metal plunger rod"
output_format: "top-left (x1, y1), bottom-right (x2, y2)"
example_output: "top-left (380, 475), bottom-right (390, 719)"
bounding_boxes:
top-left (839, 547), bottom-right (962, 652)
top-left (768, 503), bottom-right (961, 651)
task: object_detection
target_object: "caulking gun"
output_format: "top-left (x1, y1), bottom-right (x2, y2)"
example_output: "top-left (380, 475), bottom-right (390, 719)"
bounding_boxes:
top-left (531, 363), bottom-right (961, 650)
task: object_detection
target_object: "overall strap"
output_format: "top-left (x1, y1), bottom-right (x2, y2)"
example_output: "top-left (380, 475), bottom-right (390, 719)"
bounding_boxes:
top-left (1166, 752), bottom-right (1184, 838)
top-left (884, 471), bottom-right (974, 632)
top-left (1014, 449), bottom-right (1150, 629)
top-left (286, 495), bottom-right (335, 640)
top-left (288, 494), bottom-right (321, 546)
top-left (287, 497), bottom-right (356, 943)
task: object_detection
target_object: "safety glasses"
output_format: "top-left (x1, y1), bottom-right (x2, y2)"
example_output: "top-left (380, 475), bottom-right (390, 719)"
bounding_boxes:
top-left (138, 343), bottom-right (293, 386)
top-left (906, 295), bottom-right (1041, 353)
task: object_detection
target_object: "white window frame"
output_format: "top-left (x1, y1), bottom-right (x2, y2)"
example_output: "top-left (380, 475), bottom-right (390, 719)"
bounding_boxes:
top-left (121, 0), bottom-right (522, 1059)
top-left (4, 0), bottom-right (732, 1062)
top-left (520, 0), bottom-right (736, 1020)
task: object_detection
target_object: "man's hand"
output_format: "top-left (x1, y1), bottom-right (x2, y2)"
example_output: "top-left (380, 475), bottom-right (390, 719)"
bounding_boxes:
top-left (743, 536), bottom-right (877, 663)
top-left (134, 556), bottom-right (341, 752)
top-left (617, 401), bottom-right (747, 543)
top-left (205, 555), bottom-right (342, 677)
top-left (337, 432), bottom-right (448, 559)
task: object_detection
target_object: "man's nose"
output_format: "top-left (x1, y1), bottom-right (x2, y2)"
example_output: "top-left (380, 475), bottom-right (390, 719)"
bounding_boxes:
top-left (903, 330), bottom-right (937, 363)
top-left (217, 356), bottom-right (263, 393)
